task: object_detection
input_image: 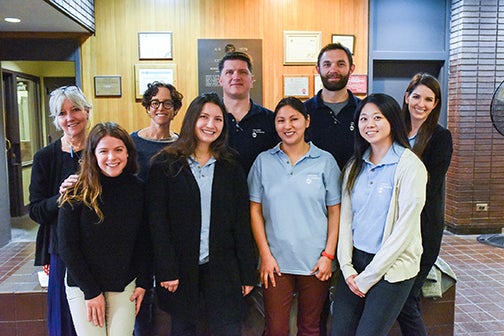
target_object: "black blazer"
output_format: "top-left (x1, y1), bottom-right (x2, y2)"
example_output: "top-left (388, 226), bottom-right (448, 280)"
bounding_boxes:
top-left (419, 124), bottom-right (453, 268)
top-left (146, 153), bottom-right (257, 320)
top-left (29, 139), bottom-right (80, 265)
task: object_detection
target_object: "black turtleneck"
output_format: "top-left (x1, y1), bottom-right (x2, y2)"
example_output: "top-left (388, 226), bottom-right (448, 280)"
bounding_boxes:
top-left (58, 172), bottom-right (151, 300)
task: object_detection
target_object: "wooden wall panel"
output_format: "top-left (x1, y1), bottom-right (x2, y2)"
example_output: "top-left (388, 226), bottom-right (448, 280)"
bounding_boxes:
top-left (81, 0), bottom-right (368, 133)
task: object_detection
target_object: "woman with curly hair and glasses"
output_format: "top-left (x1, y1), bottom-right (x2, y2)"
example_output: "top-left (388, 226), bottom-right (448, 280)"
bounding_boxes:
top-left (131, 81), bottom-right (183, 182)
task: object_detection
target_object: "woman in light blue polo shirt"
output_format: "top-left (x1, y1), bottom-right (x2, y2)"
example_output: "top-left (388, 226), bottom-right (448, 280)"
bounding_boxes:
top-left (248, 97), bottom-right (341, 335)
top-left (331, 94), bottom-right (427, 336)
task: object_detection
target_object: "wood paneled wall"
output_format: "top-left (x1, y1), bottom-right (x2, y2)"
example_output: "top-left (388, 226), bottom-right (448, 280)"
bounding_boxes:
top-left (81, 0), bottom-right (368, 132)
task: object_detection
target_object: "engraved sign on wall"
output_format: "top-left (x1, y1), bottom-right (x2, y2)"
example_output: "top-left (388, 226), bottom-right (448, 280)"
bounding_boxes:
top-left (197, 39), bottom-right (263, 104)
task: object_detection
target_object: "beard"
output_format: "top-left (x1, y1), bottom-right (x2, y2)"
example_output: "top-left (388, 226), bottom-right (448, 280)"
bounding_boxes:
top-left (320, 72), bottom-right (350, 91)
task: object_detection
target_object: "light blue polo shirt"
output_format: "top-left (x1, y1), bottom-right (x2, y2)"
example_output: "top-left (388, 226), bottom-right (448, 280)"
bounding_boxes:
top-left (409, 133), bottom-right (417, 148)
top-left (188, 156), bottom-right (216, 265)
top-left (248, 142), bottom-right (341, 275)
top-left (351, 142), bottom-right (405, 254)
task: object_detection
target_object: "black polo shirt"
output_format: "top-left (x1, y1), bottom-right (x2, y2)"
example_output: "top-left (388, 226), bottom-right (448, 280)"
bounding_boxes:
top-left (226, 100), bottom-right (278, 174)
top-left (304, 89), bottom-right (361, 169)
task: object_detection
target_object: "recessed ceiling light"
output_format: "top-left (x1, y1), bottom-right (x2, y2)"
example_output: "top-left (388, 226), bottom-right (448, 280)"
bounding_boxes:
top-left (4, 18), bottom-right (21, 23)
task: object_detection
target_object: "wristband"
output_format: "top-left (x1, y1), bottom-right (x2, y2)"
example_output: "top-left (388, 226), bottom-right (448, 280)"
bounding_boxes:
top-left (321, 250), bottom-right (335, 260)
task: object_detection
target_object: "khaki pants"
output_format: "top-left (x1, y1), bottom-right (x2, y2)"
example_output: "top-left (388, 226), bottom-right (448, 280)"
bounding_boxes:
top-left (66, 278), bottom-right (136, 336)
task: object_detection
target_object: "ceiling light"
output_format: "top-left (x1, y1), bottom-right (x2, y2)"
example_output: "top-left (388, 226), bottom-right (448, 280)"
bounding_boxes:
top-left (4, 18), bottom-right (21, 23)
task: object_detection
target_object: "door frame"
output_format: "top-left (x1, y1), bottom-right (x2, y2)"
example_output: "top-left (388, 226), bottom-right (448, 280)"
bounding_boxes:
top-left (3, 69), bottom-right (42, 217)
top-left (0, 66), bottom-right (11, 246)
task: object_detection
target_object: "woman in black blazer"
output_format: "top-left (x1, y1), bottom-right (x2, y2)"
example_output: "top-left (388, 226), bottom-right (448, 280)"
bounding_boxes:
top-left (397, 73), bottom-right (453, 335)
top-left (146, 93), bottom-right (257, 335)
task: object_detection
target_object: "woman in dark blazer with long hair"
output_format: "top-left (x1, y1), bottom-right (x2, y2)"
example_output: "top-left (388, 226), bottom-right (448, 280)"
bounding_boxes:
top-left (397, 73), bottom-right (453, 335)
top-left (146, 93), bottom-right (257, 335)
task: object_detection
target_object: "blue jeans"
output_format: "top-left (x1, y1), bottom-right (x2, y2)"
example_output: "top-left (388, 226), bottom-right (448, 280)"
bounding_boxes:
top-left (331, 248), bottom-right (415, 336)
top-left (48, 253), bottom-right (77, 336)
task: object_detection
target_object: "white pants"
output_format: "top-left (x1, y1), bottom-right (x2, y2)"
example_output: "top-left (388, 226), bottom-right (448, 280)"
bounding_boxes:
top-left (65, 278), bottom-right (136, 336)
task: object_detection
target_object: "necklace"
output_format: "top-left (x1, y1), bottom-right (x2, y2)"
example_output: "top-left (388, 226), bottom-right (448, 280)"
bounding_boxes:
top-left (62, 137), bottom-right (83, 158)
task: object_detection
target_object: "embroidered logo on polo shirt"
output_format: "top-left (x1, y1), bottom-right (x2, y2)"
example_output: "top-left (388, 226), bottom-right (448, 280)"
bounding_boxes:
top-left (306, 174), bottom-right (320, 184)
top-left (251, 129), bottom-right (266, 138)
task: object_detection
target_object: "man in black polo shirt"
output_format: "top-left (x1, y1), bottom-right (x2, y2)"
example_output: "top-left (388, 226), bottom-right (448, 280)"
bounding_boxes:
top-left (304, 43), bottom-right (361, 170)
top-left (304, 43), bottom-right (361, 336)
top-left (218, 51), bottom-right (278, 173)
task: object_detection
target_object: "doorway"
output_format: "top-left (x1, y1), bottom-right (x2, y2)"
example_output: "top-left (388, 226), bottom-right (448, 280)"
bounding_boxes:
top-left (0, 38), bottom-right (81, 247)
top-left (2, 71), bottom-right (76, 218)
top-left (3, 70), bottom-right (42, 217)
top-left (372, 60), bottom-right (448, 127)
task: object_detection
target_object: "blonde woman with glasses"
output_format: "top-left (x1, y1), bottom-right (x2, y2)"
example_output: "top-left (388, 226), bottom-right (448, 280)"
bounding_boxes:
top-left (29, 85), bottom-right (91, 336)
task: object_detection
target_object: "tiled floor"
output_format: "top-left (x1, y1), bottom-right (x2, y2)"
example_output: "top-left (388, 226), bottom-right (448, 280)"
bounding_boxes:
top-left (0, 241), bottom-right (37, 285)
top-left (0, 229), bottom-right (504, 335)
top-left (0, 241), bottom-right (47, 336)
top-left (440, 233), bottom-right (504, 335)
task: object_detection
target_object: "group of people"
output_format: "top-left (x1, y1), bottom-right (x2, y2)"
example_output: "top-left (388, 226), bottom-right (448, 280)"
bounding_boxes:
top-left (29, 43), bottom-right (452, 336)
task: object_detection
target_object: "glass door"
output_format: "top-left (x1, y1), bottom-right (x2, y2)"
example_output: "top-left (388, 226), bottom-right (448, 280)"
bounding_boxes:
top-left (17, 77), bottom-right (42, 210)
top-left (3, 70), bottom-right (42, 216)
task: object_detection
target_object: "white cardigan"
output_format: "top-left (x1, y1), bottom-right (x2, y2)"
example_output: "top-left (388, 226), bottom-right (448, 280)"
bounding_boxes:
top-left (338, 148), bottom-right (427, 294)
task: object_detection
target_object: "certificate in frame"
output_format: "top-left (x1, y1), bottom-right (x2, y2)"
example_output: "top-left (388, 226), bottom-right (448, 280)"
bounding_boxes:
top-left (94, 76), bottom-right (121, 97)
top-left (313, 74), bottom-right (323, 94)
top-left (347, 74), bottom-right (367, 94)
top-left (283, 75), bottom-right (310, 98)
top-left (283, 31), bottom-right (322, 65)
top-left (331, 34), bottom-right (355, 55)
top-left (134, 64), bottom-right (177, 99)
top-left (138, 32), bottom-right (173, 60)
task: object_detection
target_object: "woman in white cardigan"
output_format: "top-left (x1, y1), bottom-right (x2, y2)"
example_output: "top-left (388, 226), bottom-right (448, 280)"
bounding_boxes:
top-left (331, 94), bottom-right (427, 336)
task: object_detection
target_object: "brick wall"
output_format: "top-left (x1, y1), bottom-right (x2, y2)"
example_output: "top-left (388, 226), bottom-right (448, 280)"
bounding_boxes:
top-left (48, 0), bottom-right (95, 33)
top-left (446, 0), bottom-right (504, 234)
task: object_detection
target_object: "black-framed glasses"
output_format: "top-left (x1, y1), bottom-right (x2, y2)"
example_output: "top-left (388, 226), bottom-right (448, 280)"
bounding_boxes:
top-left (149, 100), bottom-right (174, 110)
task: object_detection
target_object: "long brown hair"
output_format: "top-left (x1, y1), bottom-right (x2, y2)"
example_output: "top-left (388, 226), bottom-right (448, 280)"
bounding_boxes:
top-left (58, 122), bottom-right (138, 222)
top-left (156, 92), bottom-right (234, 171)
top-left (402, 73), bottom-right (442, 157)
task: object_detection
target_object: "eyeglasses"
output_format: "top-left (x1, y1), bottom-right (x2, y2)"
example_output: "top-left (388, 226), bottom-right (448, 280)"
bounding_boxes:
top-left (50, 85), bottom-right (82, 96)
top-left (149, 100), bottom-right (174, 110)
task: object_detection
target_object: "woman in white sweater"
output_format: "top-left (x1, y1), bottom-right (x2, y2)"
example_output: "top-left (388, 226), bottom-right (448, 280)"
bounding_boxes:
top-left (331, 93), bottom-right (427, 336)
